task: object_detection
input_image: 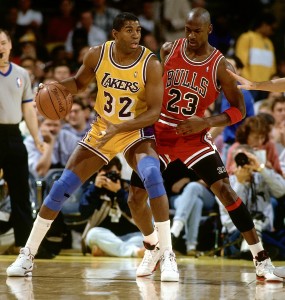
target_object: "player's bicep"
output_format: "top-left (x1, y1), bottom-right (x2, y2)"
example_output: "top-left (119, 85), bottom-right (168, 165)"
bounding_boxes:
top-left (74, 47), bottom-right (100, 91)
top-left (218, 59), bottom-right (245, 115)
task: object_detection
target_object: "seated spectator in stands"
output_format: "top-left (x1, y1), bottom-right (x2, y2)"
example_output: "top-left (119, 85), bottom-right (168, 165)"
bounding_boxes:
top-left (163, 160), bottom-right (216, 256)
top-left (138, 0), bottom-right (157, 35)
top-left (270, 96), bottom-right (285, 156)
top-left (80, 156), bottom-right (144, 257)
top-left (46, 0), bottom-right (76, 45)
top-left (17, 31), bottom-right (49, 62)
top-left (16, 0), bottom-right (43, 29)
top-left (162, 0), bottom-right (191, 42)
top-left (226, 115), bottom-right (283, 176)
top-left (91, 0), bottom-right (121, 39)
top-left (24, 117), bottom-right (78, 178)
top-left (141, 28), bottom-right (160, 59)
top-left (65, 8), bottom-right (107, 60)
top-left (210, 55), bottom-right (255, 164)
top-left (3, 6), bottom-right (27, 54)
top-left (20, 56), bottom-right (39, 90)
top-left (52, 63), bottom-right (71, 82)
top-left (217, 144), bottom-right (285, 259)
top-left (63, 97), bottom-right (91, 139)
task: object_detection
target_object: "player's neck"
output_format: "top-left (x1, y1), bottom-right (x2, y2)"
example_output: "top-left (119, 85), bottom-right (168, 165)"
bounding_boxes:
top-left (185, 43), bottom-right (214, 61)
top-left (112, 44), bottom-right (141, 65)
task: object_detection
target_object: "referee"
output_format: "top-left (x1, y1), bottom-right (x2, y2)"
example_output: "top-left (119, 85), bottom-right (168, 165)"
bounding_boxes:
top-left (0, 29), bottom-right (43, 253)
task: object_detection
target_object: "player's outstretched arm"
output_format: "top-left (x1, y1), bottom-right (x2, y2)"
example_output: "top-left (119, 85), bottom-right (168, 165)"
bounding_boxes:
top-left (226, 69), bottom-right (255, 90)
top-left (227, 69), bottom-right (285, 93)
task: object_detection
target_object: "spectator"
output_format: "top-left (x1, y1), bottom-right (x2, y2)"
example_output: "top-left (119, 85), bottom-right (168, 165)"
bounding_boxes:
top-left (17, 31), bottom-right (49, 62)
top-left (226, 115), bottom-right (283, 176)
top-left (138, 0), bottom-right (158, 36)
top-left (141, 28), bottom-right (160, 59)
top-left (235, 12), bottom-right (277, 102)
top-left (51, 63), bottom-right (71, 82)
top-left (45, 0), bottom-right (76, 46)
top-left (91, 0), bottom-right (121, 39)
top-left (218, 144), bottom-right (285, 259)
top-left (24, 117), bottom-right (78, 178)
top-left (65, 9), bottom-right (107, 60)
top-left (163, 160), bottom-right (216, 256)
top-left (16, 0), bottom-right (43, 29)
top-left (63, 97), bottom-right (91, 140)
top-left (162, 0), bottom-right (191, 42)
top-left (2, 6), bottom-right (26, 53)
top-left (269, 96), bottom-right (285, 155)
top-left (81, 156), bottom-right (144, 257)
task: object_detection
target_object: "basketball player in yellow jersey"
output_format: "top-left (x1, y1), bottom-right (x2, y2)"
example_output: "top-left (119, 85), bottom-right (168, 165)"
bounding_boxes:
top-left (7, 12), bottom-right (179, 282)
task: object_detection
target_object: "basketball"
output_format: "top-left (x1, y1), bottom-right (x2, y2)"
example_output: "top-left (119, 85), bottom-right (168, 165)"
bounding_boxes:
top-left (35, 82), bottom-right (73, 120)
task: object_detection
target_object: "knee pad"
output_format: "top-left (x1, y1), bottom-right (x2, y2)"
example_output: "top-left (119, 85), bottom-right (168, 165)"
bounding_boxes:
top-left (226, 198), bottom-right (254, 232)
top-left (43, 169), bottom-right (82, 211)
top-left (137, 156), bottom-right (166, 199)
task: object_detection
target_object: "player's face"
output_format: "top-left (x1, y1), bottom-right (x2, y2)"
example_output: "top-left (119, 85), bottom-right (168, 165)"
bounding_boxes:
top-left (113, 21), bottom-right (141, 51)
top-left (185, 17), bottom-right (212, 50)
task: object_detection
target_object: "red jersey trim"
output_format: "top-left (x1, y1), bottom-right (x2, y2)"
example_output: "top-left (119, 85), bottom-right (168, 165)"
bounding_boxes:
top-left (181, 39), bottom-right (218, 66)
top-left (184, 133), bottom-right (217, 168)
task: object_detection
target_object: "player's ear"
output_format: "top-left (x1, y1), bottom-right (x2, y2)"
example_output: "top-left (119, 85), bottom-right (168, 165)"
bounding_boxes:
top-left (112, 29), bottom-right (118, 40)
top-left (208, 24), bottom-right (213, 35)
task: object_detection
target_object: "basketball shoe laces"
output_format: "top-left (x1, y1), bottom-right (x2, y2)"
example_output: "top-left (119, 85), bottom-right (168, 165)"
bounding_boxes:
top-left (140, 247), bottom-right (160, 268)
top-left (160, 250), bottom-right (177, 272)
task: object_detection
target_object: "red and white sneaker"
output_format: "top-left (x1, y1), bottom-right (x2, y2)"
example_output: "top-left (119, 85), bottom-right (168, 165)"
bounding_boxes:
top-left (254, 250), bottom-right (283, 282)
top-left (136, 242), bottom-right (160, 277)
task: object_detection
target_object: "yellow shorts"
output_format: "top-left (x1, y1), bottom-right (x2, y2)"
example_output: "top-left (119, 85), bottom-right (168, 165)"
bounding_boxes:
top-left (78, 118), bottom-right (155, 163)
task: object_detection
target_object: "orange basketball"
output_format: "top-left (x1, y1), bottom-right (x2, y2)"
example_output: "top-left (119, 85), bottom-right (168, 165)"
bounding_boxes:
top-left (35, 82), bottom-right (73, 120)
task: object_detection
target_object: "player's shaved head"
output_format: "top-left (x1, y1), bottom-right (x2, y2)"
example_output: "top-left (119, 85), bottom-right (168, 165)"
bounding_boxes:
top-left (186, 8), bottom-right (211, 25)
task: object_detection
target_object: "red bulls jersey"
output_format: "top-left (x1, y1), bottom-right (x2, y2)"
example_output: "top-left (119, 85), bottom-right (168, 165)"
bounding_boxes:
top-left (155, 38), bottom-right (224, 151)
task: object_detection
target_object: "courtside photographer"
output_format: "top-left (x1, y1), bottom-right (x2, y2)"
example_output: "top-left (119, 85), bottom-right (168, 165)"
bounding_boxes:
top-left (79, 156), bottom-right (144, 257)
top-left (217, 144), bottom-right (285, 259)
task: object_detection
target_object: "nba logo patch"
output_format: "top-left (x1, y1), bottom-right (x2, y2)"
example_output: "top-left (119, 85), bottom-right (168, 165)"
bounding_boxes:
top-left (16, 77), bottom-right (22, 88)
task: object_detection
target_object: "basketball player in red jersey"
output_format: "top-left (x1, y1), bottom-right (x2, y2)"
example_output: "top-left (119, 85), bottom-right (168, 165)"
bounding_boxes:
top-left (129, 7), bottom-right (283, 282)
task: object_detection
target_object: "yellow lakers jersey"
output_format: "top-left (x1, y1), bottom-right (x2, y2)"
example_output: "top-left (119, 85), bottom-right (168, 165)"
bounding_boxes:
top-left (94, 41), bottom-right (155, 124)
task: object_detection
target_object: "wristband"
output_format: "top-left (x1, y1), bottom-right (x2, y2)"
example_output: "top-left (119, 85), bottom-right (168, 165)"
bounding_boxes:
top-left (224, 107), bottom-right (243, 125)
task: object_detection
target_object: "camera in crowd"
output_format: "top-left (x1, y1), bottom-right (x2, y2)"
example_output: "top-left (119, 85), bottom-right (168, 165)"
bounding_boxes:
top-left (105, 171), bottom-right (121, 182)
top-left (234, 152), bottom-right (250, 167)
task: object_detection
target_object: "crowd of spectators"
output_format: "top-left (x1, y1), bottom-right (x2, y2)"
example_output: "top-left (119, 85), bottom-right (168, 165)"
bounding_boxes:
top-left (1, 0), bottom-right (285, 259)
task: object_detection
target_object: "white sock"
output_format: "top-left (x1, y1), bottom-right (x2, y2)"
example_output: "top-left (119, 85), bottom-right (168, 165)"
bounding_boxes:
top-left (248, 242), bottom-right (264, 258)
top-left (170, 220), bottom-right (184, 238)
top-left (25, 215), bottom-right (53, 256)
top-left (155, 220), bottom-right (172, 254)
top-left (143, 229), bottom-right (158, 247)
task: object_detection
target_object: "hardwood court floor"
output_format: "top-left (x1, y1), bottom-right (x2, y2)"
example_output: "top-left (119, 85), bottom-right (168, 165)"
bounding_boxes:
top-left (1, 251), bottom-right (285, 300)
